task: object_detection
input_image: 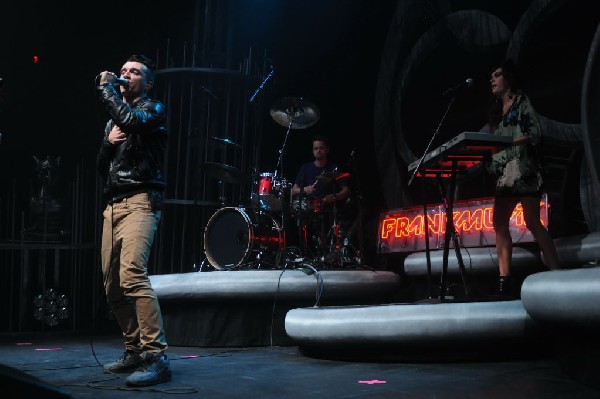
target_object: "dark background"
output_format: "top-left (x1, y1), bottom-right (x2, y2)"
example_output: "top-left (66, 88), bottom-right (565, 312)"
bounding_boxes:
top-left (2, 1), bottom-right (598, 198)
top-left (0, 1), bottom-right (398, 250)
top-left (0, 0), bottom-right (394, 188)
top-left (0, 0), bottom-right (599, 258)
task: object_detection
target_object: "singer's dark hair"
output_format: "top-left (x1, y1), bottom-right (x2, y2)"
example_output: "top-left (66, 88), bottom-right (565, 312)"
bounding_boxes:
top-left (488, 59), bottom-right (523, 128)
top-left (127, 54), bottom-right (156, 82)
top-left (492, 59), bottom-right (522, 92)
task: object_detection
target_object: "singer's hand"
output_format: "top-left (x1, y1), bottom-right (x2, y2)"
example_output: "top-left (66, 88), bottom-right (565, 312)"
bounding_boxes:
top-left (98, 71), bottom-right (118, 86)
top-left (108, 125), bottom-right (127, 145)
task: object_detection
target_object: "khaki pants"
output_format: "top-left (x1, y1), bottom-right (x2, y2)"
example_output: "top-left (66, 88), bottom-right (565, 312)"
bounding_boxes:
top-left (101, 192), bottom-right (167, 354)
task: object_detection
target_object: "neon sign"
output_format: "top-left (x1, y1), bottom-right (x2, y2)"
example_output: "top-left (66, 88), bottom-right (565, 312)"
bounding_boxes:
top-left (377, 194), bottom-right (549, 254)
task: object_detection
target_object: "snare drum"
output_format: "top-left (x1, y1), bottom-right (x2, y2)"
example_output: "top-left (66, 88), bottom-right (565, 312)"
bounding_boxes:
top-left (291, 195), bottom-right (323, 216)
top-left (273, 177), bottom-right (291, 194)
top-left (204, 207), bottom-right (283, 269)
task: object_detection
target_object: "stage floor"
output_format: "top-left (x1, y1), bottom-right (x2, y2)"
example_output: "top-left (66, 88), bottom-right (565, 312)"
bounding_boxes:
top-left (1, 333), bottom-right (598, 399)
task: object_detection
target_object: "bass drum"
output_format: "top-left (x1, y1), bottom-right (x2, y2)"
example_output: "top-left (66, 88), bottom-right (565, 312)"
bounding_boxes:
top-left (204, 207), bottom-right (283, 270)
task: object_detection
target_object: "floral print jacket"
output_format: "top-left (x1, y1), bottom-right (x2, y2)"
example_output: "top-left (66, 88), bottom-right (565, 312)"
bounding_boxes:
top-left (490, 93), bottom-right (543, 195)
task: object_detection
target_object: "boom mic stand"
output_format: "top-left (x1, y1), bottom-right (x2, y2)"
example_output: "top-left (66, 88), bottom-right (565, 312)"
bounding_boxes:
top-left (408, 95), bottom-right (456, 300)
top-left (408, 96), bottom-right (455, 187)
top-left (249, 66), bottom-right (274, 104)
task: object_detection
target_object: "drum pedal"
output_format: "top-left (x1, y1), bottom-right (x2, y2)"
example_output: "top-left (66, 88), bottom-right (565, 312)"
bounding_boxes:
top-left (342, 257), bottom-right (354, 265)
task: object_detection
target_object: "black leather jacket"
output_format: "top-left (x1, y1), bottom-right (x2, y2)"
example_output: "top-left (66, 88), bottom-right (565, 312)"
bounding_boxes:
top-left (96, 84), bottom-right (167, 202)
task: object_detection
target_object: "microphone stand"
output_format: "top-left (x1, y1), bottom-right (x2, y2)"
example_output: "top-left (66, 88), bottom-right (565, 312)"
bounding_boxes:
top-left (408, 96), bottom-right (455, 187)
top-left (249, 67), bottom-right (274, 104)
top-left (407, 95), bottom-right (456, 299)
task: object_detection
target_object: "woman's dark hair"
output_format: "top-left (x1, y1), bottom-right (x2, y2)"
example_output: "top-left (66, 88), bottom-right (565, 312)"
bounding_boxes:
top-left (488, 59), bottom-right (522, 128)
top-left (127, 54), bottom-right (156, 82)
top-left (494, 58), bottom-right (522, 92)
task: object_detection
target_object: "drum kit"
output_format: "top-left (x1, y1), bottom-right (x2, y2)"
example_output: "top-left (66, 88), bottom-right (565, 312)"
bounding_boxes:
top-left (202, 97), bottom-right (358, 271)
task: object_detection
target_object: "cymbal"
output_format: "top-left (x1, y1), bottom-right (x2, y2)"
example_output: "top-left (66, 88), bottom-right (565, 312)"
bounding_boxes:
top-left (210, 136), bottom-right (241, 148)
top-left (269, 97), bottom-right (320, 129)
top-left (203, 162), bottom-right (244, 184)
top-left (316, 172), bottom-right (351, 182)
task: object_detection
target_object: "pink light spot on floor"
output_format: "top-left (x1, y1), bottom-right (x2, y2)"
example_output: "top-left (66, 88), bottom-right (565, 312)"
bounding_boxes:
top-left (35, 348), bottom-right (62, 351)
top-left (358, 380), bottom-right (387, 385)
top-left (179, 355), bottom-right (200, 359)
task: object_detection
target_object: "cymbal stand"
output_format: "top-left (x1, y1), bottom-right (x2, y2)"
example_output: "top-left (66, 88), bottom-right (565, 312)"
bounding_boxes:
top-left (332, 196), bottom-right (342, 267)
top-left (325, 181), bottom-right (343, 268)
top-left (273, 117), bottom-right (293, 180)
top-left (293, 195), bottom-right (311, 259)
top-left (273, 117), bottom-right (294, 257)
top-left (348, 150), bottom-right (364, 266)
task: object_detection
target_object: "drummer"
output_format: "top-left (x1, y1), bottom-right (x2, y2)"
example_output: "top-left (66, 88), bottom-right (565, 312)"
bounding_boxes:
top-left (290, 135), bottom-right (352, 259)
top-left (291, 135), bottom-right (350, 207)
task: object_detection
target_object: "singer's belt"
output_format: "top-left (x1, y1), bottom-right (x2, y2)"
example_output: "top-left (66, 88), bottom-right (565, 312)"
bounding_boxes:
top-left (107, 189), bottom-right (159, 205)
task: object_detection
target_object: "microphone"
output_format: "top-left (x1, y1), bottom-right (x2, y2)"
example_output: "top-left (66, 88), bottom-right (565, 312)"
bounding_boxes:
top-left (95, 74), bottom-right (129, 86)
top-left (262, 57), bottom-right (275, 72)
top-left (442, 78), bottom-right (474, 97)
top-left (113, 77), bottom-right (129, 86)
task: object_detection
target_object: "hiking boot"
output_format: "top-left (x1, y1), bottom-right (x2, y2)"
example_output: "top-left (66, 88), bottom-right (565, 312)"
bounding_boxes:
top-left (125, 352), bottom-right (172, 387)
top-left (103, 350), bottom-right (144, 374)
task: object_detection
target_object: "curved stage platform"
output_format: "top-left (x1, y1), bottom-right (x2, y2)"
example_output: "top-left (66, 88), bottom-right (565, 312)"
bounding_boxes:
top-left (520, 267), bottom-right (600, 389)
top-left (284, 300), bottom-right (538, 347)
top-left (151, 269), bottom-right (401, 302)
top-left (403, 232), bottom-right (600, 275)
top-left (284, 299), bottom-right (548, 362)
top-left (150, 269), bottom-right (402, 347)
top-left (283, 266), bottom-right (600, 387)
top-left (150, 235), bottom-right (600, 387)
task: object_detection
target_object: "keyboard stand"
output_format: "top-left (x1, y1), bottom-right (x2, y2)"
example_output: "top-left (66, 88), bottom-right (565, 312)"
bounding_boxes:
top-left (409, 131), bottom-right (512, 301)
top-left (431, 159), bottom-right (473, 301)
top-left (416, 149), bottom-right (499, 300)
